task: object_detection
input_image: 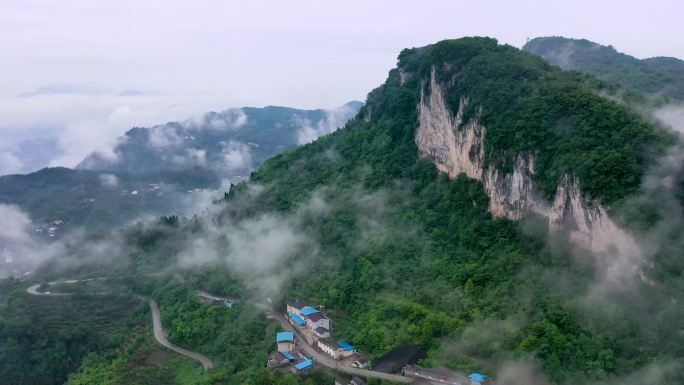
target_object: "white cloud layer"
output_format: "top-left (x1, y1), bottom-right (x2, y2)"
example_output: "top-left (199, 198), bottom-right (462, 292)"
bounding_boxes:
top-left (1, 0), bottom-right (681, 174)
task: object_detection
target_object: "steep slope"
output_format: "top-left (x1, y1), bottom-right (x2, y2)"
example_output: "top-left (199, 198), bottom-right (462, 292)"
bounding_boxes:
top-left (218, 37), bottom-right (681, 384)
top-left (415, 66), bottom-right (639, 257)
top-left (523, 36), bottom-right (684, 102)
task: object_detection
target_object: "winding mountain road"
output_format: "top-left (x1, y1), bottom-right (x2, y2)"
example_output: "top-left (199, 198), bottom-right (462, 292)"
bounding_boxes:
top-left (149, 299), bottom-right (213, 371)
top-left (25, 280), bottom-right (213, 372)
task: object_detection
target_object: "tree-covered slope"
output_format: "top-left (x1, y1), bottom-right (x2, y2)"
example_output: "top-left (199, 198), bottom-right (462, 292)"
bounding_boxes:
top-left (523, 36), bottom-right (684, 103)
top-left (218, 37), bottom-right (682, 384)
top-left (0, 167), bottom-right (217, 232)
top-left (5, 37), bottom-right (683, 385)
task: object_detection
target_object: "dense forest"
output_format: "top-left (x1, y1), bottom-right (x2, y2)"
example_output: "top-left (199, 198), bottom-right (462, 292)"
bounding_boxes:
top-left (2, 37), bottom-right (683, 385)
top-left (523, 36), bottom-right (684, 103)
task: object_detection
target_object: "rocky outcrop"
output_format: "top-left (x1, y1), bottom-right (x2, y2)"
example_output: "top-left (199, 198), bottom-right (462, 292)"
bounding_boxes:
top-left (416, 68), bottom-right (640, 259)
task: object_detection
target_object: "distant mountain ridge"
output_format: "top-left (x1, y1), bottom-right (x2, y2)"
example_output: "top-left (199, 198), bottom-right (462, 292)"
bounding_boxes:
top-left (79, 102), bottom-right (363, 176)
top-left (523, 36), bottom-right (684, 102)
top-left (0, 102), bottom-right (362, 231)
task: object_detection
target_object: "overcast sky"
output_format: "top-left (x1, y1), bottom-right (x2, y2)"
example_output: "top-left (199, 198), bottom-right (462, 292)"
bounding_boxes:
top-left (1, 0), bottom-right (682, 173)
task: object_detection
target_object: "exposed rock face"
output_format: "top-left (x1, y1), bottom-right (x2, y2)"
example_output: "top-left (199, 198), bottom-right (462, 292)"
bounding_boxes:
top-left (416, 68), bottom-right (640, 262)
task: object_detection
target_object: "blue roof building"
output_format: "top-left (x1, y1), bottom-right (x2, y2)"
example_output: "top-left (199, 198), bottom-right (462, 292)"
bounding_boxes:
top-left (282, 351), bottom-right (295, 361)
top-left (468, 372), bottom-right (489, 383)
top-left (289, 312), bottom-right (306, 326)
top-left (337, 340), bottom-right (355, 351)
top-left (300, 307), bottom-right (319, 316)
top-left (294, 359), bottom-right (314, 371)
top-left (276, 331), bottom-right (295, 342)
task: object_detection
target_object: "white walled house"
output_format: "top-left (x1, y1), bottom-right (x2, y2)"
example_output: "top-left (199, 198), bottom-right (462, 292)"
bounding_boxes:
top-left (317, 338), bottom-right (340, 359)
top-left (304, 311), bottom-right (331, 331)
top-left (286, 301), bottom-right (305, 317)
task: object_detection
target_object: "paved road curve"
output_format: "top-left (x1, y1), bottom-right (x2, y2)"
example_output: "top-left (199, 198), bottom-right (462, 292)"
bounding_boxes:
top-left (149, 299), bottom-right (213, 371)
top-left (264, 305), bottom-right (413, 383)
top-left (25, 280), bottom-right (214, 372)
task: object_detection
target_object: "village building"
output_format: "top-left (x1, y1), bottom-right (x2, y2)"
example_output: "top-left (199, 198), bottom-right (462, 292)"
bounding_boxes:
top-left (276, 331), bottom-right (295, 352)
top-left (267, 351), bottom-right (295, 369)
top-left (291, 358), bottom-right (314, 373)
top-left (468, 372), bottom-right (491, 385)
top-left (402, 365), bottom-right (470, 385)
top-left (317, 338), bottom-right (338, 358)
top-left (316, 338), bottom-right (356, 359)
top-left (286, 300), bottom-right (331, 339)
top-left (313, 326), bottom-right (330, 338)
top-left (303, 309), bottom-right (331, 330)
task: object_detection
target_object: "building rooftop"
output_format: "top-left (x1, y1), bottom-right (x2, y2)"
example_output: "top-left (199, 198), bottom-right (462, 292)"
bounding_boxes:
top-left (306, 312), bottom-right (326, 322)
top-left (318, 338), bottom-right (338, 348)
top-left (294, 359), bottom-right (314, 370)
top-left (300, 306), bottom-right (319, 316)
top-left (314, 326), bottom-right (329, 334)
top-left (469, 373), bottom-right (489, 382)
top-left (282, 351), bottom-right (296, 361)
top-left (286, 301), bottom-right (304, 310)
top-left (337, 340), bottom-right (355, 351)
top-left (289, 312), bottom-right (306, 326)
top-left (276, 331), bottom-right (295, 342)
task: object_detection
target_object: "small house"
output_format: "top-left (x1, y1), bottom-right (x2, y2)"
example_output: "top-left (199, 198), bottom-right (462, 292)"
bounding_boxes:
top-left (316, 338), bottom-right (340, 358)
top-left (337, 340), bottom-right (356, 357)
top-left (267, 351), bottom-right (290, 368)
top-left (468, 372), bottom-right (490, 385)
top-left (316, 338), bottom-right (356, 359)
top-left (289, 312), bottom-right (306, 327)
top-left (313, 326), bottom-right (330, 338)
top-left (286, 301), bottom-right (305, 316)
top-left (292, 358), bottom-right (314, 373)
top-left (304, 311), bottom-right (331, 330)
top-left (276, 331), bottom-right (295, 352)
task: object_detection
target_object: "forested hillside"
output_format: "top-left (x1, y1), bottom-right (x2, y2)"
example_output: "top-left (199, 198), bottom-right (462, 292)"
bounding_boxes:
top-left (218, 37), bottom-right (682, 383)
top-left (523, 36), bottom-right (684, 103)
top-left (3, 37), bottom-right (683, 385)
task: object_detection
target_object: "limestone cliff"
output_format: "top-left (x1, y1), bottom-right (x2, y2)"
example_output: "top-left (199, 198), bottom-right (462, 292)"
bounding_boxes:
top-left (416, 68), bottom-right (640, 260)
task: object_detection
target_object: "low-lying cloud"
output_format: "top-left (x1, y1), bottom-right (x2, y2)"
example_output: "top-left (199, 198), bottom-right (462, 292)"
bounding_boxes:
top-left (296, 103), bottom-right (359, 145)
top-left (0, 86), bottom-right (239, 175)
top-left (176, 186), bottom-right (325, 298)
top-left (0, 204), bottom-right (65, 277)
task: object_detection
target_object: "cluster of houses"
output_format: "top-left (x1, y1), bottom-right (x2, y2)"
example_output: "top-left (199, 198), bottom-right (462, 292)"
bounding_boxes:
top-left (286, 301), bottom-right (368, 366)
top-left (286, 301), bottom-right (332, 341)
top-left (270, 300), bottom-right (492, 384)
top-left (268, 331), bottom-right (316, 374)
